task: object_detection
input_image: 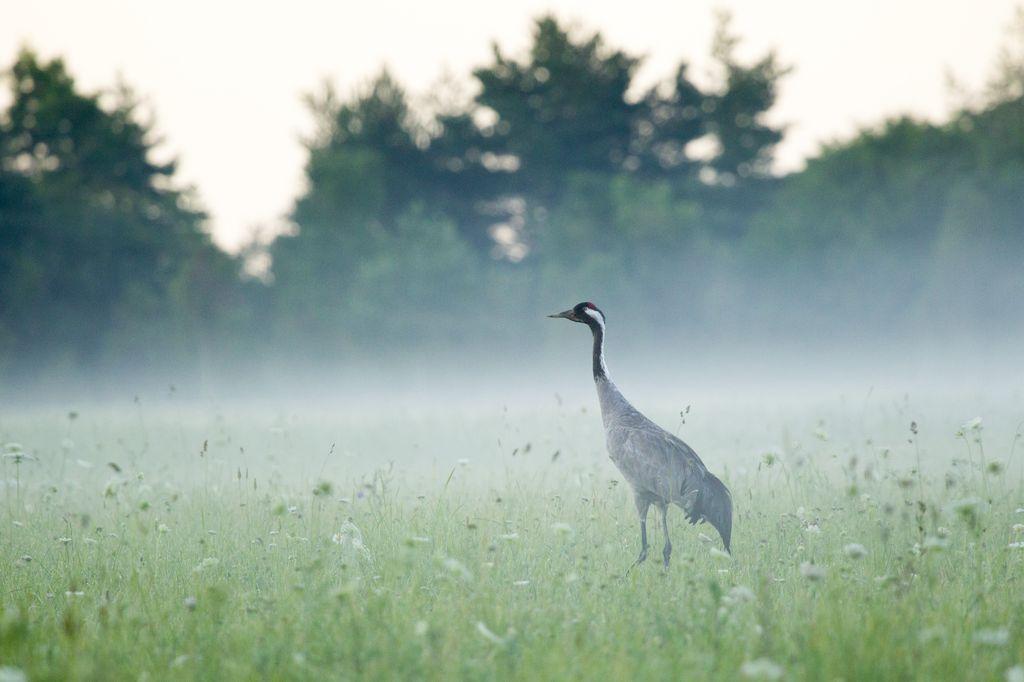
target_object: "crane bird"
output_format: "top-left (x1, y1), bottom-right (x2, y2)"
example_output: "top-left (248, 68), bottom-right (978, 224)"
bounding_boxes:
top-left (549, 301), bottom-right (732, 566)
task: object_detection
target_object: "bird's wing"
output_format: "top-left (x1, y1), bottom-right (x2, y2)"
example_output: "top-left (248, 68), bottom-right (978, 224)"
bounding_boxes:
top-left (606, 421), bottom-right (708, 506)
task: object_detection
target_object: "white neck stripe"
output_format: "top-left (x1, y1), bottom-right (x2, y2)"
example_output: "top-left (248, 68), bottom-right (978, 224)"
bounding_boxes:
top-left (584, 308), bottom-right (608, 378)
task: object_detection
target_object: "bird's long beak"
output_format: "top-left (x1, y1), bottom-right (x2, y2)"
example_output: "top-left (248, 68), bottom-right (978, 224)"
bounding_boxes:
top-left (548, 309), bottom-right (575, 320)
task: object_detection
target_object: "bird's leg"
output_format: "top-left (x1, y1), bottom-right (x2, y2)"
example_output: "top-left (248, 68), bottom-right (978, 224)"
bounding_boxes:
top-left (660, 504), bottom-right (672, 569)
top-left (639, 519), bottom-right (649, 564)
top-left (628, 497), bottom-right (650, 572)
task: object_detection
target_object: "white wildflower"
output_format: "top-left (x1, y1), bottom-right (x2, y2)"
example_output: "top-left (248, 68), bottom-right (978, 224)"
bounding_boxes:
top-left (962, 417), bottom-right (983, 431)
top-left (157, 524), bottom-right (170, 534)
top-left (332, 520), bottom-right (371, 559)
top-left (476, 621), bottom-right (514, 646)
top-left (513, 580), bottom-right (530, 587)
top-left (193, 557), bottom-right (220, 573)
top-left (414, 620), bottom-right (429, 636)
top-left (550, 522), bottom-right (573, 535)
top-left (740, 658), bottom-right (784, 680)
top-left (724, 585), bottom-right (756, 605)
top-left (499, 532), bottom-right (519, 541)
top-left (974, 628), bottom-right (1010, 646)
top-left (3, 451), bottom-right (36, 463)
top-left (1012, 524), bottom-right (1024, 533)
top-left (0, 667), bottom-right (28, 682)
top-left (1006, 665), bottom-right (1024, 682)
top-left (805, 523), bottom-right (821, 534)
top-left (184, 596), bottom-right (197, 611)
top-left (800, 561), bottom-right (826, 581)
top-left (442, 557), bottom-right (473, 581)
top-left (844, 543), bottom-right (868, 559)
top-left (1008, 542), bottom-right (1024, 549)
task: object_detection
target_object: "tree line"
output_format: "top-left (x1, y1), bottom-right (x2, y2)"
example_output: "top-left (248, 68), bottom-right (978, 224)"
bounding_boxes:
top-left (2, 14), bottom-right (1022, 384)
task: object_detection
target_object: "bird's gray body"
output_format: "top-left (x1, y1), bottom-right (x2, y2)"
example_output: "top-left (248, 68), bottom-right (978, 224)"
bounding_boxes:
top-left (596, 378), bottom-right (706, 516)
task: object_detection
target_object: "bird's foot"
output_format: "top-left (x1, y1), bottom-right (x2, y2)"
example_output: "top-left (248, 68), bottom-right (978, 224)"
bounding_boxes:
top-left (625, 547), bottom-right (648, 575)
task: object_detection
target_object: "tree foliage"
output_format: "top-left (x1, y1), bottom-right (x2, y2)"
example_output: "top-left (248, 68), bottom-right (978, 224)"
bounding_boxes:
top-left (266, 15), bottom-right (790, 355)
top-left (2, 12), bottom-right (1024, 383)
top-left (0, 50), bottom-right (248, 379)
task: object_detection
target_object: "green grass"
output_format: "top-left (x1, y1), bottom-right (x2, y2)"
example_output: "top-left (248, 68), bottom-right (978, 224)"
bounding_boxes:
top-left (1, 397), bottom-right (1023, 680)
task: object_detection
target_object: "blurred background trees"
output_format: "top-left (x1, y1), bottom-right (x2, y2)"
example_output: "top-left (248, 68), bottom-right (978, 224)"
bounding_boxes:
top-left (1, 13), bottom-right (1023, 385)
top-left (0, 50), bottom-right (252, 381)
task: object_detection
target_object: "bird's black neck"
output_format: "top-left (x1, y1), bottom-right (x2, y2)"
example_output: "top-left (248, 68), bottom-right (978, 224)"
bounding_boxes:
top-left (590, 322), bottom-right (608, 381)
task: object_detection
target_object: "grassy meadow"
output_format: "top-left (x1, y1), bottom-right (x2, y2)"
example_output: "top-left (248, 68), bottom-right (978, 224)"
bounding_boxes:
top-left (1, 391), bottom-right (1024, 680)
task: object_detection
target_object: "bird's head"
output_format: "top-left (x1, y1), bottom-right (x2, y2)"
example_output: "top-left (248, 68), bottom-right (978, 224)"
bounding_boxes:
top-left (548, 302), bottom-right (605, 328)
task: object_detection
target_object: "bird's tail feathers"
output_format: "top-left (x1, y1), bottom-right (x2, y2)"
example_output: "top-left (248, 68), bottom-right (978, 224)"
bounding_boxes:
top-left (685, 472), bottom-right (733, 553)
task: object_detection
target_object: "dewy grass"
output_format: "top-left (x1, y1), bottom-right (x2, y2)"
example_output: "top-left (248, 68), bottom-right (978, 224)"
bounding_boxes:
top-left (0, 398), bottom-right (1023, 680)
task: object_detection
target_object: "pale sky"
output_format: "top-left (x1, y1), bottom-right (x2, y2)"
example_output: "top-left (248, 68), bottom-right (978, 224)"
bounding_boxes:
top-left (2, 1), bottom-right (1019, 251)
